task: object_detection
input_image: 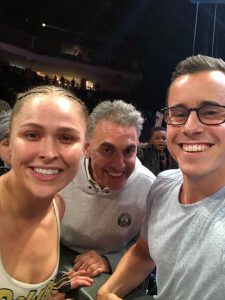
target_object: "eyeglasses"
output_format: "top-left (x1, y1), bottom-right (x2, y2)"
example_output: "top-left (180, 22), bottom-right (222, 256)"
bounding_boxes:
top-left (0, 135), bottom-right (9, 146)
top-left (161, 104), bottom-right (225, 126)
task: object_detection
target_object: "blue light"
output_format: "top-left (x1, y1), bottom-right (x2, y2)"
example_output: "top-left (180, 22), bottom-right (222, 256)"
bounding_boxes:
top-left (191, 0), bottom-right (225, 3)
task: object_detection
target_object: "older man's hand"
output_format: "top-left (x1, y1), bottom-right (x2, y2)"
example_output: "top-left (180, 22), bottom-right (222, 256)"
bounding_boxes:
top-left (73, 250), bottom-right (111, 277)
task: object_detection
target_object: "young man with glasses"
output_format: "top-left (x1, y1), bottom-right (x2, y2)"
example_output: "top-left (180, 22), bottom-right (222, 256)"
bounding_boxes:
top-left (97, 55), bottom-right (225, 300)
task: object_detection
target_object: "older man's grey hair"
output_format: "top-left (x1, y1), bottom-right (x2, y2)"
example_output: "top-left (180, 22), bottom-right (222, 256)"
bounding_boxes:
top-left (86, 100), bottom-right (144, 139)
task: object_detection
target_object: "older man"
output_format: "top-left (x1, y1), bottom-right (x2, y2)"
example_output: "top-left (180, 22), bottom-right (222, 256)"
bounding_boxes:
top-left (59, 99), bottom-right (155, 278)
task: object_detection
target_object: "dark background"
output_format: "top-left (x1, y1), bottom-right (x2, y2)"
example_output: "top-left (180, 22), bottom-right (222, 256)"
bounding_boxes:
top-left (1, 0), bottom-right (225, 114)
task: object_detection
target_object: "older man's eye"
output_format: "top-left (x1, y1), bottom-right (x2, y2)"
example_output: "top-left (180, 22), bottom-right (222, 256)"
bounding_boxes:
top-left (99, 146), bottom-right (114, 156)
top-left (102, 147), bottom-right (113, 154)
top-left (124, 146), bottom-right (136, 157)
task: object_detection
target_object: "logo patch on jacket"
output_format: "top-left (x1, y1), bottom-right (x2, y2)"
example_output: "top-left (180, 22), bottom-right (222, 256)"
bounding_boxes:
top-left (118, 213), bottom-right (131, 227)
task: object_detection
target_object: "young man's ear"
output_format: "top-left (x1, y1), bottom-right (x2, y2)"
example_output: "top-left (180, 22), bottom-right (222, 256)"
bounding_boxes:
top-left (84, 141), bottom-right (91, 158)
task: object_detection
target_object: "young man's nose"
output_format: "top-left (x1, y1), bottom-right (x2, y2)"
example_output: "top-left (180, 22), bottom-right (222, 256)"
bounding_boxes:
top-left (183, 110), bottom-right (203, 133)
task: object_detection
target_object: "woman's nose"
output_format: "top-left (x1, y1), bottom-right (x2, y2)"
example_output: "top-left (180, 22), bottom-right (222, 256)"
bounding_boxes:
top-left (38, 138), bottom-right (59, 161)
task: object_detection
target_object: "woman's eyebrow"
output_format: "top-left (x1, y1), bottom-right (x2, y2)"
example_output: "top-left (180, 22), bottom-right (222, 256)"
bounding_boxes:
top-left (20, 123), bottom-right (80, 133)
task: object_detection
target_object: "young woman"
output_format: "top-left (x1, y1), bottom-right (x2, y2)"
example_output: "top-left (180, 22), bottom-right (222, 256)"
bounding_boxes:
top-left (0, 85), bottom-right (92, 299)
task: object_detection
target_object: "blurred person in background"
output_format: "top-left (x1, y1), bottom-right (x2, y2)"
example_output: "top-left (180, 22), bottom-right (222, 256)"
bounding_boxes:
top-left (138, 126), bottom-right (177, 175)
top-left (0, 110), bottom-right (11, 175)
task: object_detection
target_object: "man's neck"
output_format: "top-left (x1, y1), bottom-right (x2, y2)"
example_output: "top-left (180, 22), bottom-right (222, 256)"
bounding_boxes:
top-left (180, 170), bottom-right (225, 205)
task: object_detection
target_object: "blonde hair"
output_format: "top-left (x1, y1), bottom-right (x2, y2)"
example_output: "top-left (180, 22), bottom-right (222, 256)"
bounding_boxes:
top-left (10, 85), bottom-right (88, 131)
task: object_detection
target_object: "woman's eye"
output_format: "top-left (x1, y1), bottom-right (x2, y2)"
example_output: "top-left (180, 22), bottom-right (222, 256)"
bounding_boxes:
top-left (25, 132), bottom-right (40, 140)
top-left (59, 135), bottom-right (75, 144)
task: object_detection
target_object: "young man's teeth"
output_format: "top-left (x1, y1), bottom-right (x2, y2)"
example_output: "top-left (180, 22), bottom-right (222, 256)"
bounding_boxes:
top-left (34, 168), bottom-right (60, 175)
top-left (183, 144), bottom-right (209, 152)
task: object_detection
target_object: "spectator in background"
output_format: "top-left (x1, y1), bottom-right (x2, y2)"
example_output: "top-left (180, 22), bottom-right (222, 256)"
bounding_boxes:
top-left (58, 100), bottom-right (155, 286)
top-left (60, 75), bottom-right (65, 87)
top-left (0, 99), bottom-right (11, 112)
top-left (0, 110), bottom-right (11, 175)
top-left (138, 126), bottom-right (175, 175)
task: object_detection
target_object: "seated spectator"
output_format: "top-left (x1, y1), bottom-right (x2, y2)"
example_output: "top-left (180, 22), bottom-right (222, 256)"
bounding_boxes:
top-left (138, 126), bottom-right (177, 175)
top-left (0, 110), bottom-right (11, 175)
top-left (0, 99), bottom-right (11, 112)
top-left (58, 100), bottom-right (155, 288)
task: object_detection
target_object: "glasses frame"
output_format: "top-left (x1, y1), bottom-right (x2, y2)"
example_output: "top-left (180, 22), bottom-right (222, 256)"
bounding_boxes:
top-left (160, 104), bottom-right (225, 126)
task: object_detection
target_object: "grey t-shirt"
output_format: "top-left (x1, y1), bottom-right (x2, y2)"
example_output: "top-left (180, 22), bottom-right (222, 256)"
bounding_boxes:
top-left (143, 169), bottom-right (225, 300)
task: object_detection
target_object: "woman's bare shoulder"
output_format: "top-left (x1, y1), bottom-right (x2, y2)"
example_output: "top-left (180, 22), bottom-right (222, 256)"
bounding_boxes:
top-left (54, 193), bottom-right (65, 221)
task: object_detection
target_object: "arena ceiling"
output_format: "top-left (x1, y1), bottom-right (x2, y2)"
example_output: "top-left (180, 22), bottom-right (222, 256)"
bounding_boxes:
top-left (1, 0), bottom-right (195, 59)
top-left (1, 1), bottom-right (225, 111)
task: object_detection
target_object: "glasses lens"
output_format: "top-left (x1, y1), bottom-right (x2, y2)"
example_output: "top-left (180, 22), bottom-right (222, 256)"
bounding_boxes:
top-left (199, 105), bottom-right (225, 125)
top-left (165, 107), bottom-right (188, 125)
